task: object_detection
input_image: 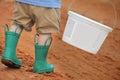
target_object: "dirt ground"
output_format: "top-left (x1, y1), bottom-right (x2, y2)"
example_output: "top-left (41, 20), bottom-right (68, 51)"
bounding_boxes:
top-left (0, 0), bottom-right (120, 80)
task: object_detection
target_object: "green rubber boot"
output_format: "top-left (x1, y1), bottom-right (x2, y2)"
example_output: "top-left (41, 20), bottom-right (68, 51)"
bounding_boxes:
top-left (33, 35), bottom-right (54, 73)
top-left (1, 24), bottom-right (22, 68)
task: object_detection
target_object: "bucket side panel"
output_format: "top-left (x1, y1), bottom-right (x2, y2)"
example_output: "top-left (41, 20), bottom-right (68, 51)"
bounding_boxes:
top-left (63, 17), bottom-right (76, 39)
top-left (71, 21), bottom-right (101, 53)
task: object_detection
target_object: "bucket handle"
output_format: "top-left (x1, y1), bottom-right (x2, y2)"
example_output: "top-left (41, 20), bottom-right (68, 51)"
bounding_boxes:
top-left (68, 0), bottom-right (117, 29)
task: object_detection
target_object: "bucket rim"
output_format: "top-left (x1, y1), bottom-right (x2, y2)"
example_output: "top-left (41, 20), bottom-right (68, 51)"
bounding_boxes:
top-left (68, 11), bottom-right (113, 32)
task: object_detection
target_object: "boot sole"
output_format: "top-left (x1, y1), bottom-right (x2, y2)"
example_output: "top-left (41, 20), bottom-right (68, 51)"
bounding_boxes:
top-left (33, 71), bottom-right (54, 74)
top-left (1, 59), bottom-right (21, 69)
top-left (33, 68), bottom-right (54, 74)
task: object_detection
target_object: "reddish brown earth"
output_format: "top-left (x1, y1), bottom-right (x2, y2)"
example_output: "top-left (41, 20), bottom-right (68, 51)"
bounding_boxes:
top-left (0, 0), bottom-right (120, 80)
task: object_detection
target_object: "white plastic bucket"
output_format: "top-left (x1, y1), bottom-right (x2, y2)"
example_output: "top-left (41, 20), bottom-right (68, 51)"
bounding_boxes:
top-left (62, 11), bottom-right (113, 54)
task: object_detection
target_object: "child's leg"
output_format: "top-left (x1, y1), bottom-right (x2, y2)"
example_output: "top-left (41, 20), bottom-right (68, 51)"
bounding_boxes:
top-left (1, 24), bottom-right (23, 68)
top-left (33, 33), bottom-right (54, 73)
top-left (32, 6), bottom-right (60, 74)
top-left (10, 24), bottom-right (22, 34)
top-left (38, 33), bottom-right (51, 45)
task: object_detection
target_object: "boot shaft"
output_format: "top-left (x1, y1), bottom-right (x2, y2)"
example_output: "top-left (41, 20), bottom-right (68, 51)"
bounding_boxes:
top-left (5, 31), bottom-right (20, 50)
top-left (34, 35), bottom-right (52, 61)
top-left (3, 24), bottom-right (22, 54)
top-left (35, 44), bottom-right (50, 61)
